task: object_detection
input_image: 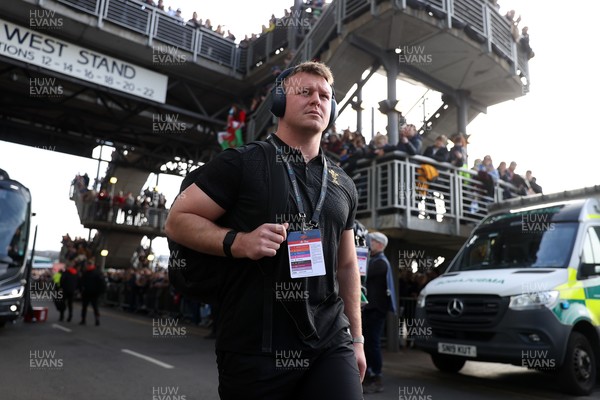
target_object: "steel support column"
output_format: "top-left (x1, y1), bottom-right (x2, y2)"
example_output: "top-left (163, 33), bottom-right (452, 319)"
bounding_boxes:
top-left (383, 51), bottom-right (400, 145)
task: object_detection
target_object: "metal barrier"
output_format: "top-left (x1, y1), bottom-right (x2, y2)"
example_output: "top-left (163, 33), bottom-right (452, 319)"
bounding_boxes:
top-left (53, 0), bottom-right (292, 71)
top-left (198, 29), bottom-right (236, 65)
top-left (341, 0), bottom-right (370, 21)
top-left (102, 280), bottom-right (211, 324)
top-left (453, 0), bottom-right (485, 36)
top-left (58, 0), bottom-right (98, 14)
top-left (155, 13), bottom-right (195, 51)
top-left (70, 186), bottom-right (169, 233)
top-left (103, 0), bottom-right (151, 35)
top-left (488, 6), bottom-right (513, 56)
top-left (350, 152), bottom-right (522, 228)
top-left (48, 0), bottom-right (527, 81)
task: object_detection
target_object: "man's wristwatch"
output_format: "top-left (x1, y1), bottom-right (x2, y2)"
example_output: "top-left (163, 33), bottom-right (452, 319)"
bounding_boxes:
top-left (351, 335), bottom-right (365, 344)
top-left (223, 230), bottom-right (238, 258)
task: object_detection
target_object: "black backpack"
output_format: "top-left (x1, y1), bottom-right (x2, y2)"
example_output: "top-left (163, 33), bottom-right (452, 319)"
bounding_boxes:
top-left (167, 140), bottom-right (287, 304)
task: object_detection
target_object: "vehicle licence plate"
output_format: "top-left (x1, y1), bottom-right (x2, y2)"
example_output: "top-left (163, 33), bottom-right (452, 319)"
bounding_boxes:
top-left (438, 342), bottom-right (477, 357)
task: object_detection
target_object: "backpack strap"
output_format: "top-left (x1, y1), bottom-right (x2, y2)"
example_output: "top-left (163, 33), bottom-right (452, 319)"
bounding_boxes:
top-left (252, 139), bottom-right (288, 353)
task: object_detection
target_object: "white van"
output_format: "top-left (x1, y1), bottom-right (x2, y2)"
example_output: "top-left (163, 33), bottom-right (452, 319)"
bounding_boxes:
top-left (414, 196), bottom-right (600, 395)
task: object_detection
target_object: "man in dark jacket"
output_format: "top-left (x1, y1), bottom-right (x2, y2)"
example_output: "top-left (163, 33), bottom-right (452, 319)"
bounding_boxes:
top-left (362, 232), bottom-right (397, 393)
top-left (79, 258), bottom-right (106, 326)
top-left (60, 262), bottom-right (79, 322)
top-left (379, 124), bottom-right (423, 156)
top-left (423, 135), bottom-right (449, 163)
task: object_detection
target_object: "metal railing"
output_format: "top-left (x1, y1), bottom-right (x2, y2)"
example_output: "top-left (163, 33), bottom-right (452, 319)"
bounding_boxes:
top-left (50, 0), bottom-right (527, 79)
top-left (54, 0), bottom-right (285, 71)
top-left (350, 152), bottom-right (521, 230)
top-left (248, 0), bottom-right (529, 138)
top-left (70, 185), bottom-right (168, 233)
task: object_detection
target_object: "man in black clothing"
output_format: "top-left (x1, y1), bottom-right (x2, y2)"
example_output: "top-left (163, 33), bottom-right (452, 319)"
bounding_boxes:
top-left (362, 232), bottom-right (397, 394)
top-left (165, 61), bottom-right (365, 400)
top-left (79, 259), bottom-right (105, 326)
top-left (60, 262), bottom-right (79, 322)
top-left (422, 135), bottom-right (449, 163)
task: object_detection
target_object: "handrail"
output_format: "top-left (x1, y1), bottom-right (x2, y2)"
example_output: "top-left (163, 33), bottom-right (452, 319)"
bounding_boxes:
top-left (247, 0), bottom-right (529, 139)
top-left (48, 0), bottom-right (527, 83)
top-left (70, 184), bottom-right (168, 234)
top-left (349, 152), bottom-right (523, 231)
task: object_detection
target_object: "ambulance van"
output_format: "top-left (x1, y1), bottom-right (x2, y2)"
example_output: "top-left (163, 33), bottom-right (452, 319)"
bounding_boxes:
top-left (414, 196), bottom-right (600, 395)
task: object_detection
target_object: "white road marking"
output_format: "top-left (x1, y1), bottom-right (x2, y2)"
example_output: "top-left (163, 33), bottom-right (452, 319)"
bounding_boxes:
top-left (121, 349), bottom-right (175, 369)
top-left (52, 324), bottom-right (72, 333)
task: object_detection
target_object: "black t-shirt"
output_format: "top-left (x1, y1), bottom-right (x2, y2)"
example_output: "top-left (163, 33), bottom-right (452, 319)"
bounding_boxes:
top-left (195, 135), bottom-right (358, 354)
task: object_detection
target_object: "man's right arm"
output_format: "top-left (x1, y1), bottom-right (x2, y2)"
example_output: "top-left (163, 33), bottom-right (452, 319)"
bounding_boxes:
top-left (164, 183), bottom-right (288, 260)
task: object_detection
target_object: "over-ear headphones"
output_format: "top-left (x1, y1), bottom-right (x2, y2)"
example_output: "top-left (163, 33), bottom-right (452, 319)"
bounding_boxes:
top-left (270, 67), bottom-right (337, 130)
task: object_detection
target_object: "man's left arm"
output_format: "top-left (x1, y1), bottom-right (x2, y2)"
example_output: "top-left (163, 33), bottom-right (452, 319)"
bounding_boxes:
top-left (337, 228), bottom-right (367, 381)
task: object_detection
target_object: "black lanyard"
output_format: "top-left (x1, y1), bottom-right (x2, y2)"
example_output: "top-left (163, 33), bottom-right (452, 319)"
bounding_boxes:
top-left (268, 136), bottom-right (328, 231)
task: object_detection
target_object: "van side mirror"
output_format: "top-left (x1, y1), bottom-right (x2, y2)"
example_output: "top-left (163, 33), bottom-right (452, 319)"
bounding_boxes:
top-left (580, 263), bottom-right (600, 279)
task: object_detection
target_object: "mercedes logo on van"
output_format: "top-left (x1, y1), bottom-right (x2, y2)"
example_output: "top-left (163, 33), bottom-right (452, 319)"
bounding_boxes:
top-left (447, 298), bottom-right (464, 317)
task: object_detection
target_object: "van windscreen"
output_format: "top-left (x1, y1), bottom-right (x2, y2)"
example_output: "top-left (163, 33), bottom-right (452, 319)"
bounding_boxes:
top-left (451, 222), bottom-right (578, 271)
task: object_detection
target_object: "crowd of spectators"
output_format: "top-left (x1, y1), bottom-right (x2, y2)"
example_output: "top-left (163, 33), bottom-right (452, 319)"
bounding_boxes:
top-left (139, 0), bottom-right (236, 41)
top-left (51, 233), bottom-right (213, 326)
top-left (71, 174), bottom-right (168, 228)
top-left (137, 0), bottom-right (326, 44)
top-left (103, 266), bottom-right (214, 329)
top-left (504, 8), bottom-right (534, 59)
top-left (260, 1), bottom-right (326, 35)
top-left (60, 234), bottom-right (96, 264)
top-left (322, 123), bottom-right (542, 203)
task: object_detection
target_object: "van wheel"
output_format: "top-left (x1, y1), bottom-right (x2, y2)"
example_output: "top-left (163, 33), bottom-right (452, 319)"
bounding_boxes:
top-left (431, 354), bottom-right (466, 373)
top-left (558, 332), bottom-right (596, 396)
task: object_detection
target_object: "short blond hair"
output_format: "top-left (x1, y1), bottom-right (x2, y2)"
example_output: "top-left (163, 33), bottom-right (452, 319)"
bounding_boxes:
top-left (287, 61), bottom-right (334, 86)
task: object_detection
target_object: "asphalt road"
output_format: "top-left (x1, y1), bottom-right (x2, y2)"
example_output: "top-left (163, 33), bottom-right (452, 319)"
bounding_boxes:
top-left (0, 301), bottom-right (598, 400)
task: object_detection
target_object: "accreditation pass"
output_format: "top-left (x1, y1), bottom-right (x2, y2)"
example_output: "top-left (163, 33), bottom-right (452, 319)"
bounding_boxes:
top-left (287, 229), bottom-right (326, 278)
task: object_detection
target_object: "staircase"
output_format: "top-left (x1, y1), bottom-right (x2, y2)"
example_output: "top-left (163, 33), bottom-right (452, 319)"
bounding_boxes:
top-left (247, 0), bottom-right (529, 142)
